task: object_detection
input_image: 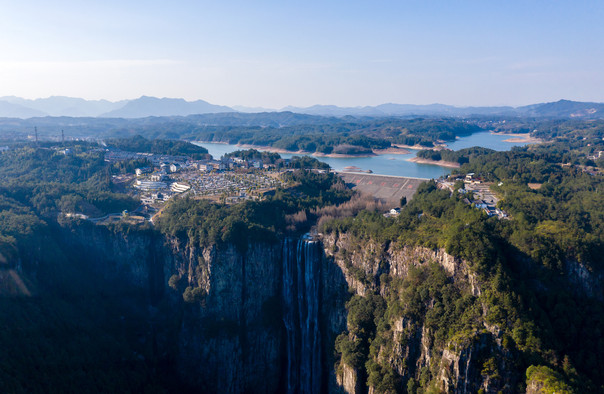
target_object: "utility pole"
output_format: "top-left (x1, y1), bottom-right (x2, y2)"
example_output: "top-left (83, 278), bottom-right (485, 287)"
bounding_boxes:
top-left (62, 129), bottom-right (65, 144)
top-left (34, 127), bottom-right (38, 145)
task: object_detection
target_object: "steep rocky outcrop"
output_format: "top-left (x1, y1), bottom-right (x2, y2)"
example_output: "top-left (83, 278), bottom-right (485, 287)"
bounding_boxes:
top-left (60, 223), bottom-right (284, 392)
top-left (174, 241), bottom-right (283, 393)
top-left (322, 232), bottom-right (480, 297)
top-left (321, 232), bottom-right (519, 393)
top-left (565, 259), bottom-right (604, 300)
top-left (53, 223), bottom-right (352, 393)
top-left (33, 221), bottom-right (531, 393)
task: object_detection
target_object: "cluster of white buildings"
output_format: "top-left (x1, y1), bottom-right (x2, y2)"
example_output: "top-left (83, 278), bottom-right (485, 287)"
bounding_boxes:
top-left (132, 159), bottom-right (284, 205)
top-left (183, 172), bottom-right (283, 197)
top-left (106, 147), bottom-right (289, 206)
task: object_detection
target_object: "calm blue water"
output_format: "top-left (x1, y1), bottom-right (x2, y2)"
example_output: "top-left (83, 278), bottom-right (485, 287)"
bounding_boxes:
top-left (446, 132), bottom-right (529, 151)
top-left (194, 132), bottom-right (532, 179)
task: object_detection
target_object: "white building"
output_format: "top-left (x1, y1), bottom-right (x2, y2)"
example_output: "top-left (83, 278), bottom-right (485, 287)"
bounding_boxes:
top-left (135, 180), bottom-right (167, 191)
top-left (171, 182), bottom-right (191, 193)
top-left (151, 173), bottom-right (170, 182)
top-left (135, 167), bottom-right (153, 176)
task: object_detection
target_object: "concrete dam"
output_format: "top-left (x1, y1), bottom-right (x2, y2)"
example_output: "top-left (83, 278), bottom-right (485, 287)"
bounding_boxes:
top-left (337, 172), bottom-right (429, 203)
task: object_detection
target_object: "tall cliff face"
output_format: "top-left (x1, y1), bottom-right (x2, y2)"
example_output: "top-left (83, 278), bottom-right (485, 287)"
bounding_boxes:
top-left (45, 222), bottom-right (529, 393)
top-left (58, 224), bottom-right (345, 393)
top-left (62, 224), bottom-right (284, 392)
top-left (169, 235), bottom-right (353, 393)
top-left (56, 223), bottom-right (167, 300)
top-left (174, 240), bottom-right (284, 393)
top-left (321, 232), bottom-right (519, 394)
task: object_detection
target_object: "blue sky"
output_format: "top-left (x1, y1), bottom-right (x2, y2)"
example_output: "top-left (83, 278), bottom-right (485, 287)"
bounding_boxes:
top-left (1, 0), bottom-right (603, 107)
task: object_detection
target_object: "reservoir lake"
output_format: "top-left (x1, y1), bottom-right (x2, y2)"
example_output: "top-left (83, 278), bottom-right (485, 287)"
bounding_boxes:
top-left (195, 132), bottom-right (533, 179)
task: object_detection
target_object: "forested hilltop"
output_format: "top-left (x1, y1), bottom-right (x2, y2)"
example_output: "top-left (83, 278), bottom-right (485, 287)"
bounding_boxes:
top-left (0, 114), bottom-right (485, 153)
top-left (105, 135), bottom-right (210, 159)
top-left (323, 134), bottom-right (603, 392)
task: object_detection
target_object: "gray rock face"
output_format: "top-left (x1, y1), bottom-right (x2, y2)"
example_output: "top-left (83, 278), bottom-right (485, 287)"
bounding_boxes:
top-left (48, 223), bottom-right (577, 393)
top-left (58, 225), bottom-right (348, 393)
top-left (174, 241), bottom-right (283, 393)
top-left (321, 232), bottom-right (519, 394)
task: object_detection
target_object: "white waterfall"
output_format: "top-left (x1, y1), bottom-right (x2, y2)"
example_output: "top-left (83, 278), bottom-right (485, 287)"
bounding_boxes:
top-left (283, 237), bottom-right (322, 393)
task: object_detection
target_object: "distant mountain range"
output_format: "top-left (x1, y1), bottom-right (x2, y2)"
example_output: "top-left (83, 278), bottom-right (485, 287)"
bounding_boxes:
top-left (101, 96), bottom-right (232, 118)
top-left (0, 96), bottom-right (125, 117)
top-left (281, 100), bottom-right (604, 118)
top-left (0, 95), bottom-right (603, 119)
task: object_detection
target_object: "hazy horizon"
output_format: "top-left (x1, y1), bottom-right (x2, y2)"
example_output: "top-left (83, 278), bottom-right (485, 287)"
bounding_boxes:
top-left (1, 1), bottom-right (603, 108)
top-left (2, 94), bottom-right (603, 111)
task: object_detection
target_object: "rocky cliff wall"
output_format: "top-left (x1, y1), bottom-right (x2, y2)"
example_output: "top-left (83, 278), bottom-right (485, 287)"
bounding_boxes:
top-left (66, 224), bottom-right (285, 392)
top-left (321, 232), bottom-right (519, 393)
top-left (174, 240), bottom-right (284, 393)
top-left (47, 222), bottom-right (530, 393)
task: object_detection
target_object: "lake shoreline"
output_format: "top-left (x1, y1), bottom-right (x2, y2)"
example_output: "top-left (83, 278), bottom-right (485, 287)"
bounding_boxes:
top-left (196, 141), bottom-right (458, 169)
top-left (237, 144), bottom-right (377, 158)
top-left (393, 143), bottom-right (447, 151)
top-left (407, 157), bottom-right (461, 168)
top-left (489, 132), bottom-right (543, 144)
top-left (198, 142), bottom-right (411, 158)
top-left (194, 132), bottom-right (534, 176)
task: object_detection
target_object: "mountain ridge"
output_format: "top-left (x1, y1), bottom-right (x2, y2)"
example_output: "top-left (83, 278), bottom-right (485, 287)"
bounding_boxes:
top-left (0, 96), bottom-right (603, 119)
top-left (100, 96), bottom-right (233, 118)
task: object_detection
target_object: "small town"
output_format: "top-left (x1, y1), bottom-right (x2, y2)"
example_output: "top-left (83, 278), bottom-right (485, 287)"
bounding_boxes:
top-left (106, 147), bottom-right (291, 207)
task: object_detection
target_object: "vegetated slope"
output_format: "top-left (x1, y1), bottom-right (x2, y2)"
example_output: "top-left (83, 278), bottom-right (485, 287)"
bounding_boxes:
top-left (321, 136), bottom-right (603, 393)
top-left (106, 135), bottom-right (210, 159)
top-left (0, 113), bottom-right (484, 152)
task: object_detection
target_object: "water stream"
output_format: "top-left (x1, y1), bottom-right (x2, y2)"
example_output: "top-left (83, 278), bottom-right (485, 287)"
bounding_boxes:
top-left (282, 237), bottom-right (322, 393)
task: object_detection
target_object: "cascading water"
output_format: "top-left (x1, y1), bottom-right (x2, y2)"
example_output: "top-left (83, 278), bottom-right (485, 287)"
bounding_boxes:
top-left (283, 238), bottom-right (299, 393)
top-left (283, 237), bottom-right (322, 394)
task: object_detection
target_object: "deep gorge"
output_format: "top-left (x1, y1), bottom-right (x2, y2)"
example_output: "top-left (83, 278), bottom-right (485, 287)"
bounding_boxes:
top-left (51, 223), bottom-right (351, 393)
top-left (32, 220), bottom-right (529, 393)
top-left (6, 193), bottom-right (603, 393)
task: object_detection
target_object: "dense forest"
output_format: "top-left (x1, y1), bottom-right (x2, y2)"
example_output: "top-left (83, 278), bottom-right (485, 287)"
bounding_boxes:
top-left (155, 117), bottom-right (483, 153)
top-left (323, 137), bottom-right (603, 392)
top-left (106, 135), bottom-right (210, 159)
top-left (0, 114), bottom-right (487, 154)
top-left (223, 149), bottom-right (282, 164)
